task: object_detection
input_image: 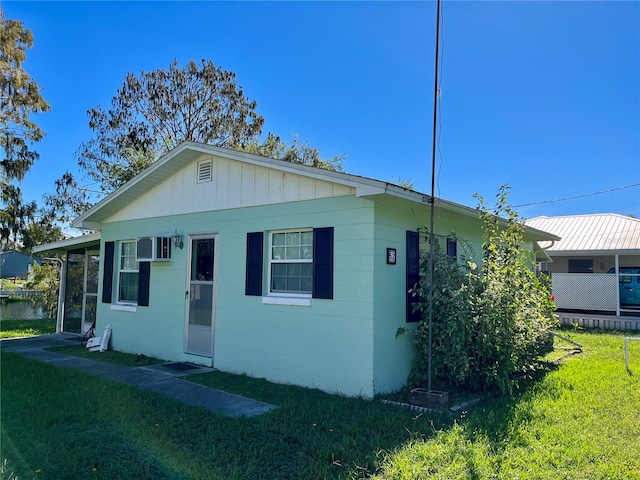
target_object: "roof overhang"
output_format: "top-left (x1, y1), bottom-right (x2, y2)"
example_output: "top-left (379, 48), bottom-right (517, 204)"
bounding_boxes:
top-left (533, 242), bottom-right (553, 263)
top-left (71, 141), bottom-right (444, 230)
top-left (32, 232), bottom-right (101, 254)
top-left (68, 141), bottom-right (560, 244)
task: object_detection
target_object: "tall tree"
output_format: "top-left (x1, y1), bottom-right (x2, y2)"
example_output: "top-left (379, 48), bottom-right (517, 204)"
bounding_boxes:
top-left (51, 59), bottom-right (345, 222)
top-left (20, 208), bottom-right (62, 252)
top-left (76, 58), bottom-right (265, 193)
top-left (242, 133), bottom-right (345, 172)
top-left (0, 8), bottom-right (50, 247)
top-left (0, 184), bottom-right (35, 249)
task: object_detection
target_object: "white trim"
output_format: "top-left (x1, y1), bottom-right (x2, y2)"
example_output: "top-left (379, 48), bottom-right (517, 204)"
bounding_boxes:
top-left (117, 240), bottom-right (139, 304)
top-left (111, 304), bottom-right (137, 313)
top-left (32, 232), bottom-right (101, 254)
top-left (184, 233), bottom-right (218, 358)
top-left (268, 228), bottom-right (313, 295)
top-left (262, 295), bottom-right (311, 307)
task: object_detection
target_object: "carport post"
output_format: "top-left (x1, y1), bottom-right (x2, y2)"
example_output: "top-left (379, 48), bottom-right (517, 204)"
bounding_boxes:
top-left (615, 254), bottom-right (620, 317)
top-left (46, 257), bottom-right (66, 334)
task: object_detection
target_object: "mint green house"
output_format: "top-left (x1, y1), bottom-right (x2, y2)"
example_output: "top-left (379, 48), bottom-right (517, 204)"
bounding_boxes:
top-left (60, 142), bottom-right (555, 398)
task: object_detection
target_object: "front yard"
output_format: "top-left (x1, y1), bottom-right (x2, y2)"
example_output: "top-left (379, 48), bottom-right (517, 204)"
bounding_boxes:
top-left (1, 328), bottom-right (639, 479)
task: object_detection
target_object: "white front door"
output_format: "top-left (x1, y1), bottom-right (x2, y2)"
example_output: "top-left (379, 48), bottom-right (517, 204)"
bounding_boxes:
top-left (185, 235), bottom-right (217, 357)
top-left (82, 250), bottom-right (100, 334)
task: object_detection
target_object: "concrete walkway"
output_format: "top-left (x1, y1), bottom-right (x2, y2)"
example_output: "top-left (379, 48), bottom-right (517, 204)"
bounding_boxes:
top-left (0, 334), bottom-right (276, 417)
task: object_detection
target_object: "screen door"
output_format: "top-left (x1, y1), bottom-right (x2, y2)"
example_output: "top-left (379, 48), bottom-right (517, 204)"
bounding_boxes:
top-left (185, 235), bottom-right (216, 357)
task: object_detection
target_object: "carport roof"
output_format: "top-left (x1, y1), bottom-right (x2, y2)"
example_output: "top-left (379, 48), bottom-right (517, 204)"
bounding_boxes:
top-left (526, 214), bottom-right (640, 256)
top-left (32, 232), bottom-right (101, 254)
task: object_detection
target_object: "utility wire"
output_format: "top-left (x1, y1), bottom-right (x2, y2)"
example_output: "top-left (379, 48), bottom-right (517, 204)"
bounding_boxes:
top-left (512, 183), bottom-right (640, 208)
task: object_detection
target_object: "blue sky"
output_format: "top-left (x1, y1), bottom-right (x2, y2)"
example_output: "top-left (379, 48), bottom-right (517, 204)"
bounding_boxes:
top-left (4, 0), bottom-right (640, 221)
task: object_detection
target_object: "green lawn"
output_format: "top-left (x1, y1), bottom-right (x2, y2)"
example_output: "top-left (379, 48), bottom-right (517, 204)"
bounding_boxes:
top-left (372, 329), bottom-right (640, 479)
top-left (0, 318), bottom-right (55, 339)
top-left (1, 329), bottom-right (639, 479)
top-left (47, 344), bottom-right (166, 368)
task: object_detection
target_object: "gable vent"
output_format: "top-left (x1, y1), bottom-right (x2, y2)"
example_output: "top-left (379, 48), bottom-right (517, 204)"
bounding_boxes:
top-left (197, 159), bottom-right (213, 183)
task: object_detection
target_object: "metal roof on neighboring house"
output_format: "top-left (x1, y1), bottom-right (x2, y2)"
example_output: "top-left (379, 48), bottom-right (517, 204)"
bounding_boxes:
top-left (526, 214), bottom-right (640, 255)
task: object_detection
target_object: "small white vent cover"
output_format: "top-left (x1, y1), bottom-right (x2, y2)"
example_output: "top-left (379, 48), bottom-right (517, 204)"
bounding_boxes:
top-left (197, 159), bottom-right (213, 183)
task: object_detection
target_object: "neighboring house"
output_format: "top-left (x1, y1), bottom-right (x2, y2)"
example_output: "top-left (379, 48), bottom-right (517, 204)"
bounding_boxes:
top-left (35, 142), bottom-right (556, 398)
top-left (0, 250), bottom-right (42, 279)
top-left (526, 214), bottom-right (640, 316)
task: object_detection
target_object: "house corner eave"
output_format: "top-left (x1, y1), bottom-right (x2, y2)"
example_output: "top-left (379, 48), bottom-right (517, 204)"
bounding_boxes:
top-left (71, 219), bottom-right (102, 230)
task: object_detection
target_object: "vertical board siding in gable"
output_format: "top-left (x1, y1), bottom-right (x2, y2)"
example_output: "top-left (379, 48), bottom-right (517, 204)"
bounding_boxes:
top-left (161, 177), bottom-right (173, 217)
top-left (193, 160), bottom-right (207, 212)
top-left (170, 167), bottom-right (185, 214)
top-left (228, 161), bottom-right (243, 209)
top-left (315, 179), bottom-right (332, 198)
top-left (253, 165), bottom-right (269, 205)
top-left (298, 176), bottom-right (315, 201)
top-left (104, 156), bottom-right (356, 223)
top-left (216, 158), bottom-right (230, 210)
top-left (268, 169), bottom-right (283, 204)
top-left (240, 163), bottom-right (255, 206)
top-left (283, 173), bottom-right (298, 202)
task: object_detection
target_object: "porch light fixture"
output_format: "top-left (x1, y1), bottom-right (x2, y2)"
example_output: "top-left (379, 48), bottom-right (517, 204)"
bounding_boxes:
top-left (172, 229), bottom-right (184, 249)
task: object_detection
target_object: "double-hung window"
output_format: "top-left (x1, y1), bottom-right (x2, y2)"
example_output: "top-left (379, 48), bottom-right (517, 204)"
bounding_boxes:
top-left (118, 240), bottom-right (139, 303)
top-left (269, 230), bottom-right (313, 294)
top-left (245, 227), bottom-right (333, 301)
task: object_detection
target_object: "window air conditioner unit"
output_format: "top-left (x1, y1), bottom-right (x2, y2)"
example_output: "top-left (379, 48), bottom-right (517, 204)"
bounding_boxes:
top-left (136, 236), bottom-right (172, 262)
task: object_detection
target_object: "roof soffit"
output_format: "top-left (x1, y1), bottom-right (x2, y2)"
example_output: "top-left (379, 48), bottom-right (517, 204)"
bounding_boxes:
top-left (70, 141), bottom-right (558, 243)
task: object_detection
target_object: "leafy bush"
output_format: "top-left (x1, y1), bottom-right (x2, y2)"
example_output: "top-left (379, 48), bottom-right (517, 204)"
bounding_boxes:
top-left (410, 186), bottom-right (557, 393)
top-left (26, 262), bottom-right (60, 319)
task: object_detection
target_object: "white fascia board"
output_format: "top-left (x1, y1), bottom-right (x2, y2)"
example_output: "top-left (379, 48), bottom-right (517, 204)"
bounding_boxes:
top-left (71, 142), bottom-right (199, 229)
top-left (71, 141), bottom-right (430, 227)
top-left (32, 232), bottom-right (101, 254)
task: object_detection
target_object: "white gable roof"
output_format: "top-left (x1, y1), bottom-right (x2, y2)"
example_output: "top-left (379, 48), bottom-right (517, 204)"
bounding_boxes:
top-left (526, 214), bottom-right (640, 255)
top-left (72, 142), bottom-right (425, 229)
top-left (71, 141), bottom-right (557, 243)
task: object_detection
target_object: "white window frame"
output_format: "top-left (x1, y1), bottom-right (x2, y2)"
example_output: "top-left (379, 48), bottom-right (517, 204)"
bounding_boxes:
top-left (117, 240), bottom-right (139, 305)
top-left (267, 229), bottom-right (313, 299)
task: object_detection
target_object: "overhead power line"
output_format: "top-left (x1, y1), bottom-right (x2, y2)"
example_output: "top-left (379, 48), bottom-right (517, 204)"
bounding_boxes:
top-left (512, 183), bottom-right (640, 208)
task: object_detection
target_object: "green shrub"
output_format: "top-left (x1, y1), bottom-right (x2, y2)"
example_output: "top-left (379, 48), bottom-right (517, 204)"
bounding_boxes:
top-left (26, 262), bottom-right (60, 319)
top-left (410, 186), bottom-right (557, 393)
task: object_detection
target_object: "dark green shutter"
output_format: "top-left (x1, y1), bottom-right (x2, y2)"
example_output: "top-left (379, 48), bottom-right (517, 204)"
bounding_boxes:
top-left (447, 238), bottom-right (457, 259)
top-left (312, 227), bottom-right (333, 299)
top-left (102, 241), bottom-right (115, 303)
top-left (138, 261), bottom-right (151, 306)
top-left (406, 231), bottom-right (420, 322)
top-left (245, 232), bottom-right (263, 296)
